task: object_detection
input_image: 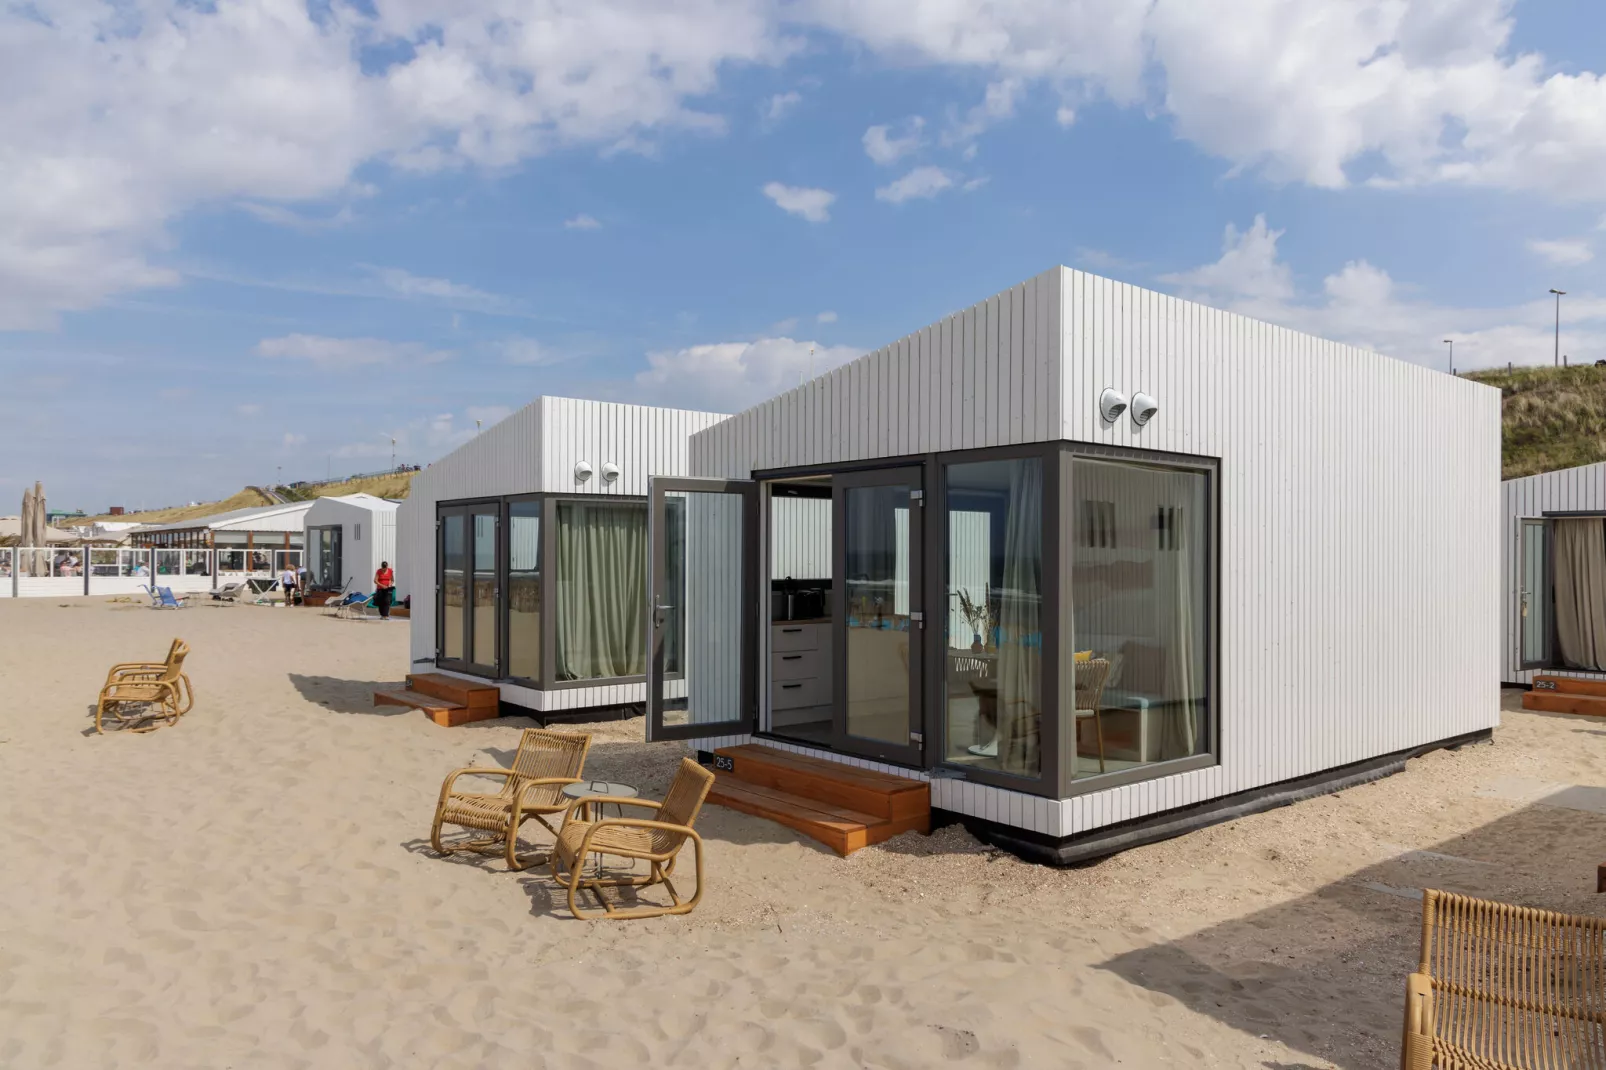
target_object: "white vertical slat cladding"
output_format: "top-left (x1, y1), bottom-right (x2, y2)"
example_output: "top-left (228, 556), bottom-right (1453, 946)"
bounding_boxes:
top-left (1501, 461), bottom-right (1606, 684)
top-left (687, 265), bottom-right (1500, 839)
top-left (397, 397), bottom-right (727, 684)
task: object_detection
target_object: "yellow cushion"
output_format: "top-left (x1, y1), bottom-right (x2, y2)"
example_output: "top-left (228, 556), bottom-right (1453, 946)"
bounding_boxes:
top-left (1074, 650), bottom-right (1093, 662)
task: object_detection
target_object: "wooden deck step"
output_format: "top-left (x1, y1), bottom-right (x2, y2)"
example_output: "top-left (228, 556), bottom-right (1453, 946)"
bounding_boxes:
top-left (1531, 675), bottom-right (1606, 698)
top-left (713, 744), bottom-right (929, 823)
top-left (1523, 690), bottom-right (1606, 717)
top-left (707, 779), bottom-right (927, 857)
top-left (374, 684), bottom-right (498, 727)
top-left (706, 744), bottom-right (930, 856)
top-left (406, 673), bottom-right (500, 711)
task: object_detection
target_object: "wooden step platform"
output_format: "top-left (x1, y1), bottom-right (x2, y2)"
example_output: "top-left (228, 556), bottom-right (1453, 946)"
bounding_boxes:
top-left (373, 673), bottom-right (500, 727)
top-left (706, 744), bottom-right (929, 857)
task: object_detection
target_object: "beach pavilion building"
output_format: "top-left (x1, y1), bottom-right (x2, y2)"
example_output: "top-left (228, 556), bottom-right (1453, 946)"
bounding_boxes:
top-left (303, 493), bottom-right (398, 595)
top-left (395, 398), bottom-right (728, 717)
top-left (639, 266), bottom-right (1502, 862)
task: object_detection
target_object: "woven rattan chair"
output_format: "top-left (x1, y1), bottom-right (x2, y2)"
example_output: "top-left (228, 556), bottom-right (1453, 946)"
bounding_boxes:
top-left (430, 729), bottom-right (591, 871)
top-left (549, 757), bottom-right (715, 921)
top-left (1402, 889), bottom-right (1606, 1069)
top-left (96, 639), bottom-right (192, 734)
top-left (1074, 657), bottom-right (1112, 773)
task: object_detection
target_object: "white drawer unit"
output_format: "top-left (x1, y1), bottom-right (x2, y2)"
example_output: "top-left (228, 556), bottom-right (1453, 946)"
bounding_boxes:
top-left (769, 621), bottom-right (832, 718)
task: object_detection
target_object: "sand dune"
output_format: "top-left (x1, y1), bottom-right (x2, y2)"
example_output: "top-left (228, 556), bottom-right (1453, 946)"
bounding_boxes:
top-left (2, 597), bottom-right (1601, 1068)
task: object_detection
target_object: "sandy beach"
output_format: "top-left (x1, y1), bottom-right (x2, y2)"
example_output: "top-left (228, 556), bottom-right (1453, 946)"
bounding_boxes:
top-left (2, 596), bottom-right (1603, 1068)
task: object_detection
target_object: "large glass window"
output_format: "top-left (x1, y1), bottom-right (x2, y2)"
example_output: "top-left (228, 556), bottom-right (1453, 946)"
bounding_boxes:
top-left (943, 458), bottom-right (1044, 778)
top-left (507, 500), bottom-right (542, 681)
top-left (555, 501), bottom-right (648, 680)
top-left (307, 526), bottom-right (343, 589)
top-left (441, 514), bottom-right (466, 662)
top-left (1069, 457), bottom-right (1211, 779)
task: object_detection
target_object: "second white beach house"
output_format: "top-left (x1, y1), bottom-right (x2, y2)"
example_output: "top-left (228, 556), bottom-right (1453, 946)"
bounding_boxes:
top-left (639, 266), bottom-right (1501, 862)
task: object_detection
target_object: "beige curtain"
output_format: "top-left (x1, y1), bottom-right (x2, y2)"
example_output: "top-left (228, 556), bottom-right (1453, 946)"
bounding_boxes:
top-left (555, 502), bottom-right (648, 680)
top-left (1155, 500), bottom-right (1199, 761)
top-left (1553, 518), bottom-right (1606, 671)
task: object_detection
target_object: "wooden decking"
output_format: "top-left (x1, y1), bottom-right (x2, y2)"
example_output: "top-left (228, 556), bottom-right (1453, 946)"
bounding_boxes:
top-left (1523, 675), bottom-right (1606, 716)
top-left (374, 673), bottom-right (499, 726)
top-left (706, 744), bottom-right (929, 856)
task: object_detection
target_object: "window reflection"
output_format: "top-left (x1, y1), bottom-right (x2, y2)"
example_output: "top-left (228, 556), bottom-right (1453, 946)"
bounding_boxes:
top-left (1070, 458), bottom-right (1210, 779)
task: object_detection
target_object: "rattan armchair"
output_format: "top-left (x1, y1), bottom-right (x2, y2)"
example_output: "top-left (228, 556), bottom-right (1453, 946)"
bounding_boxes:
top-left (430, 728), bottom-right (591, 871)
top-left (1074, 657), bottom-right (1112, 773)
top-left (96, 639), bottom-right (192, 734)
top-left (1402, 888), bottom-right (1606, 1069)
top-left (549, 757), bottom-right (715, 921)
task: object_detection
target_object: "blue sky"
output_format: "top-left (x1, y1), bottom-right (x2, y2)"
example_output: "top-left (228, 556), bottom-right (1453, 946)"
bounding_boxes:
top-left (3, 1), bottom-right (1605, 512)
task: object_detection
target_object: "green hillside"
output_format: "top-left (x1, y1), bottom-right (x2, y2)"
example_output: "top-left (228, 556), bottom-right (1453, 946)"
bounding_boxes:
top-left (1465, 365), bottom-right (1606, 480)
top-left (83, 470), bottom-right (417, 525)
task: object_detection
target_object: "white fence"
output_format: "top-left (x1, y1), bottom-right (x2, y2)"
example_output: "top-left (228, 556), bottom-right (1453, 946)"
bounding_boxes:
top-left (0, 547), bottom-right (295, 598)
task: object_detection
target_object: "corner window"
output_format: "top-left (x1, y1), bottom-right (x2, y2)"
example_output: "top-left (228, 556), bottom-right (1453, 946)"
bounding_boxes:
top-left (554, 500), bottom-right (648, 680)
top-left (1070, 457), bottom-right (1212, 780)
top-left (943, 457), bottom-right (1044, 778)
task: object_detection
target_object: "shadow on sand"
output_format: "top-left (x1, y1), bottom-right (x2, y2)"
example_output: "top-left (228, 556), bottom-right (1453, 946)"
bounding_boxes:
top-left (1097, 801), bottom-right (1606, 1069)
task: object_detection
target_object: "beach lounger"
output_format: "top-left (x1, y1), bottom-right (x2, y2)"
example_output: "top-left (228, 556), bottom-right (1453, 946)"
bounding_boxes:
top-left (1402, 888), bottom-right (1606, 1069)
top-left (209, 581), bottom-right (246, 602)
top-left (153, 586), bottom-right (185, 609)
top-left (431, 729), bottom-right (592, 871)
top-left (96, 639), bottom-right (192, 734)
top-left (550, 757), bottom-right (714, 920)
top-left (334, 592), bottom-right (375, 620)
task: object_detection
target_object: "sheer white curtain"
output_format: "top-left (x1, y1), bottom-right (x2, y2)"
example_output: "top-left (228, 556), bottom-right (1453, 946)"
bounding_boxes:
top-left (996, 458), bottom-right (1043, 776)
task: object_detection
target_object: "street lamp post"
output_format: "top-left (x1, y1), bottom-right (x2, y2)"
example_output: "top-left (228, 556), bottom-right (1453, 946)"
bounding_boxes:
top-left (1550, 289), bottom-right (1566, 367)
top-left (1443, 339), bottom-right (1453, 375)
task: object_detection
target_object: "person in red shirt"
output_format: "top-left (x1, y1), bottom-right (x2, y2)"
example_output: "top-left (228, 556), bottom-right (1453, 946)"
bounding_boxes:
top-left (374, 561), bottom-right (396, 620)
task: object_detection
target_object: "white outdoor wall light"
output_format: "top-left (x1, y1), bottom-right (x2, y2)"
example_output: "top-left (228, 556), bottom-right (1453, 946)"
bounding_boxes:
top-left (601, 461), bottom-right (620, 483)
top-left (1099, 388), bottom-right (1128, 423)
top-left (573, 460), bottom-right (594, 482)
top-left (1130, 392), bottom-right (1158, 426)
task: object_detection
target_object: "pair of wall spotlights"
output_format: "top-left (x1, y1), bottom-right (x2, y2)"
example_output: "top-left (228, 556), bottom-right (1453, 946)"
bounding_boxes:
top-left (1099, 388), bottom-right (1158, 427)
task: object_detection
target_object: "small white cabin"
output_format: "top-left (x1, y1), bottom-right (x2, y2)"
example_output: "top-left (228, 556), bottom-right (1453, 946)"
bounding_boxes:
top-left (1501, 461), bottom-right (1606, 685)
top-left (303, 493), bottom-right (398, 596)
top-left (396, 397), bottom-right (727, 717)
top-left (637, 265), bottom-right (1502, 862)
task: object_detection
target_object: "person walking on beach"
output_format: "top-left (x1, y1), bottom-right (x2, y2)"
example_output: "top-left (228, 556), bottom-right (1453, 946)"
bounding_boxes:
top-left (374, 560), bottom-right (395, 620)
top-left (280, 561), bottom-right (298, 607)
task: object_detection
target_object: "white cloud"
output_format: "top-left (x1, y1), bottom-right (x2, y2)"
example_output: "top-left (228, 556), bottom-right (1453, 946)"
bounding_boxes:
top-left (1158, 215), bottom-right (1606, 370)
top-left (1056, 106), bottom-right (1077, 127)
top-left (1529, 238), bottom-right (1595, 267)
top-left (817, 310), bottom-right (838, 324)
top-left (239, 202), bottom-right (356, 231)
top-left (635, 337), bottom-right (862, 411)
top-left (497, 337), bottom-right (565, 366)
top-left (334, 406), bottom-right (512, 464)
top-left (763, 182), bottom-right (835, 223)
top-left (564, 214), bottom-right (602, 230)
top-left (236, 404), bottom-right (262, 417)
top-left (875, 166), bottom-right (955, 204)
top-left (282, 432), bottom-right (307, 449)
top-left (862, 118), bottom-right (925, 165)
top-left (764, 91), bottom-right (803, 122)
top-left (9, 1), bottom-right (1606, 328)
top-left (255, 334), bottom-right (454, 368)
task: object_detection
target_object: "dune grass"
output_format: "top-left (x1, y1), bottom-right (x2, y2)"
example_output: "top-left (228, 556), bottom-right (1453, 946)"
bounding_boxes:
top-left (1465, 365), bottom-right (1606, 480)
top-left (81, 471), bottom-right (417, 525)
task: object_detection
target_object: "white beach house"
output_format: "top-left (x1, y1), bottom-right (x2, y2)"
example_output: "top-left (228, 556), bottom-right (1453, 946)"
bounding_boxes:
top-left (640, 266), bottom-right (1502, 862)
top-left (396, 397), bottom-right (727, 717)
top-left (1501, 460), bottom-right (1606, 686)
top-left (303, 493), bottom-right (398, 596)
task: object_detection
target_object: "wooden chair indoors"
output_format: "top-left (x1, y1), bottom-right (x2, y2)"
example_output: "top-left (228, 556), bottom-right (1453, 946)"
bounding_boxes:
top-left (430, 728), bottom-right (592, 871)
top-left (1402, 888), bottom-right (1606, 1069)
top-left (550, 757), bottom-right (715, 921)
top-left (1075, 657), bottom-right (1112, 773)
top-left (96, 638), bottom-right (192, 734)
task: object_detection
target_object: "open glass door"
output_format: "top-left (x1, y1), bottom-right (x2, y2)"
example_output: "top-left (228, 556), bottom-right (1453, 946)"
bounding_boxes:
top-left (647, 477), bottom-right (758, 742)
top-left (438, 501), bottom-right (501, 677)
top-left (1519, 517), bottom-right (1552, 669)
top-left (833, 466), bottom-right (925, 766)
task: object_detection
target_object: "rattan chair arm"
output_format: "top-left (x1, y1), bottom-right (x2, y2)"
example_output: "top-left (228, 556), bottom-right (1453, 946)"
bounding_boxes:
top-left (436, 766), bottom-right (516, 802)
top-left (102, 678), bottom-right (180, 698)
top-left (1404, 972), bottom-right (1431, 1037)
top-left (575, 818), bottom-right (700, 860)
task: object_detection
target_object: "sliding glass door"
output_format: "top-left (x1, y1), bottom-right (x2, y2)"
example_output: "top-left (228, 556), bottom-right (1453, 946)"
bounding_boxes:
top-left (1519, 518), bottom-right (1552, 669)
top-left (438, 501), bottom-right (500, 677)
